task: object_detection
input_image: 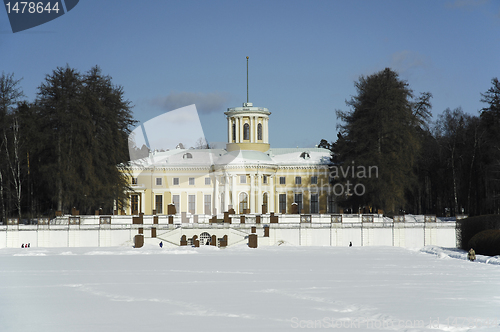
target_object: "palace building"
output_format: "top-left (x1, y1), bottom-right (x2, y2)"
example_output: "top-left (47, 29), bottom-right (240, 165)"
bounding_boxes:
top-left (125, 101), bottom-right (335, 217)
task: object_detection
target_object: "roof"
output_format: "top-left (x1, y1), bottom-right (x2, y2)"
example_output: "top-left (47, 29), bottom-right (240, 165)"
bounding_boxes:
top-left (268, 148), bottom-right (332, 166)
top-left (128, 147), bottom-right (332, 169)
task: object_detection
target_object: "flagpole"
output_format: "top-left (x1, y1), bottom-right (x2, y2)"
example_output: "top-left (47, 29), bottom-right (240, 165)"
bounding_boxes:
top-left (246, 56), bottom-right (249, 103)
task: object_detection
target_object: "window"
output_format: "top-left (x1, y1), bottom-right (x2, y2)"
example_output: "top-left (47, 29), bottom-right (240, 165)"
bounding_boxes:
top-left (172, 195), bottom-right (180, 214)
top-left (200, 232), bottom-right (211, 245)
top-left (279, 194), bottom-right (286, 214)
top-left (220, 194), bottom-right (225, 213)
top-left (173, 178), bottom-right (179, 185)
top-left (328, 195), bottom-right (336, 213)
top-left (183, 153), bottom-right (193, 159)
top-left (295, 193), bottom-right (302, 214)
top-left (239, 192), bottom-right (248, 213)
top-left (204, 195), bottom-right (211, 215)
top-left (232, 122), bottom-right (236, 142)
top-left (131, 195), bottom-right (139, 214)
top-left (189, 177), bottom-right (195, 185)
top-left (205, 177), bottom-right (211, 185)
top-left (258, 123), bottom-right (262, 140)
top-left (240, 175), bottom-right (246, 184)
top-left (131, 178), bottom-right (138, 185)
top-left (243, 123), bottom-right (250, 140)
top-left (295, 177), bottom-right (301, 185)
top-left (155, 195), bottom-right (163, 214)
top-left (263, 175), bottom-right (268, 184)
top-left (263, 193), bottom-right (268, 211)
top-left (311, 176), bottom-right (318, 185)
top-left (188, 195), bottom-right (195, 214)
top-left (279, 176), bottom-right (286, 185)
top-left (300, 152), bottom-right (310, 159)
top-left (156, 178), bottom-right (162, 186)
top-left (310, 194), bottom-right (319, 214)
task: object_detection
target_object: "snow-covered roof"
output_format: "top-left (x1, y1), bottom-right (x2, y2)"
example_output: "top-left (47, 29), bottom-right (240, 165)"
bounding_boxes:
top-left (215, 150), bottom-right (275, 166)
top-left (128, 147), bottom-right (332, 168)
top-left (268, 148), bottom-right (332, 166)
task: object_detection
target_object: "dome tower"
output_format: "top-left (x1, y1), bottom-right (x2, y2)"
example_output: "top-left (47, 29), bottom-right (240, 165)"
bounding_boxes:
top-left (225, 57), bottom-right (271, 152)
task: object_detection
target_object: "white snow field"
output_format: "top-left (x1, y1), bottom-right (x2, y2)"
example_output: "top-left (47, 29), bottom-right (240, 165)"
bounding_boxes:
top-left (0, 245), bottom-right (499, 332)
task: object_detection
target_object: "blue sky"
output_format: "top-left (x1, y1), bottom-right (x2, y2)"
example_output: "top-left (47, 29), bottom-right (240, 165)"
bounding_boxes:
top-left (2, 0), bottom-right (499, 149)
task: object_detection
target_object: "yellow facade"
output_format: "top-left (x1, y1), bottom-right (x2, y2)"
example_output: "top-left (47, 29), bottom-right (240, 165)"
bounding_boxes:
top-left (123, 102), bottom-right (335, 216)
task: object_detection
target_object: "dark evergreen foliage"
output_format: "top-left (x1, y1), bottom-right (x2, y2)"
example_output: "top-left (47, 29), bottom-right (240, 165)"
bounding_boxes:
top-left (322, 75), bottom-right (500, 217)
top-left (333, 68), bottom-right (431, 214)
top-left (0, 66), bottom-right (136, 222)
top-left (457, 215), bottom-right (500, 251)
top-left (467, 229), bottom-right (500, 257)
top-left (479, 78), bottom-right (500, 214)
top-left (33, 65), bottom-right (136, 215)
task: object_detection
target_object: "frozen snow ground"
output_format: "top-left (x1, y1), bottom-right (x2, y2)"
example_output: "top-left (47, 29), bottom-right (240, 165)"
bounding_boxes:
top-left (0, 245), bottom-right (498, 332)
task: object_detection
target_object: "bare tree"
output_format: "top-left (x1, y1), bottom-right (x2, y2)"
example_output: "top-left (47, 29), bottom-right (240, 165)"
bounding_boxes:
top-left (195, 137), bottom-right (210, 149)
top-left (3, 114), bottom-right (22, 220)
top-left (0, 72), bottom-right (24, 223)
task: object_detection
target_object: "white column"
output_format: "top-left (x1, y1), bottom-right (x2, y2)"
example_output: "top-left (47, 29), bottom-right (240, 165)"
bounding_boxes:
top-left (250, 116), bottom-right (254, 143)
top-left (227, 118), bottom-right (231, 143)
top-left (214, 175), bottom-right (219, 215)
top-left (254, 116), bottom-right (258, 143)
top-left (250, 174), bottom-right (255, 214)
top-left (266, 118), bottom-right (269, 143)
top-left (257, 174), bottom-right (262, 214)
top-left (224, 174), bottom-right (229, 212)
top-left (141, 192), bottom-right (145, 214)
top-left (263, 118), bottom-right (267, 143)
top-left (255, 117), bottom-right (259, 142)
top-left (269, 175), bottom-right (275, 213)
top-left (236, 117), bottom-right (240, 143)
top-left (235, 118), bottom-right (239, 143)
top-left (249, 116), bottom-right (253, 143)
top-left (231, 174), bottom-right (237, 213)
top-left (251, 116), bottom-right (257, 143)
top-left (239, 117), bottom-right (243, 142)
top-left (250, 116), bottom-right (253, 142)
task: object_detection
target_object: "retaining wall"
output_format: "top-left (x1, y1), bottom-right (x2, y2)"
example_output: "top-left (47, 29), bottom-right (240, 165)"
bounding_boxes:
top-left (0, 214), bottom-right (457, 248)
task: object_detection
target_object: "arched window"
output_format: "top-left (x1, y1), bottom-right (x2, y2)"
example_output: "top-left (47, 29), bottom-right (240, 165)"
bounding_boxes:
top-left (243, 123), bottom-right (250, 140)
top-left (183, 153), bottom-right (193, 159)
top-left (258, 123), bottom-right (262, 140)
top-left (239, 192), bottom-right (248, 214)
top-left (232, 122), bottom-right (236, 142)
top-left (200, 232), bottom-right (211, 245)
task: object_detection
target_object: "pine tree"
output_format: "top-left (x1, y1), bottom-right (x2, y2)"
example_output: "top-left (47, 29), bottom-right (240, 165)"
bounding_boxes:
top-left (334, 68), bottom-right (431, 214)
top-left (35, 66), bottom-right (83, 213)
top-left (479, 78), bottom-right (500, 213)
top-left (34, 65), bottom-right (136, 215)
top-left (80, 66), bottom-right (135, 213)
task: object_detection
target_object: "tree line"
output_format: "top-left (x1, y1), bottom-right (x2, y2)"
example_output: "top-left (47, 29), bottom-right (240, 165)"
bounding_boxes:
top-left (0, 66), bottom-right (136, 222)
top-left (320, 68), bottom-right (500, 217)
top-left (2, 65), bottom-right (498, 221)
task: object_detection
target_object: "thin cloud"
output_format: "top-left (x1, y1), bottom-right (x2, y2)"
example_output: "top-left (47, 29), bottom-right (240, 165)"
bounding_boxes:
top-left (151, 91), bottom-right (230, 114)
top-left (389, 50), bottom-right (429, 75)
top-left (445, 0), bottom-right (489, 9)
top-left (349, 51), bottom-right (430, 86)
